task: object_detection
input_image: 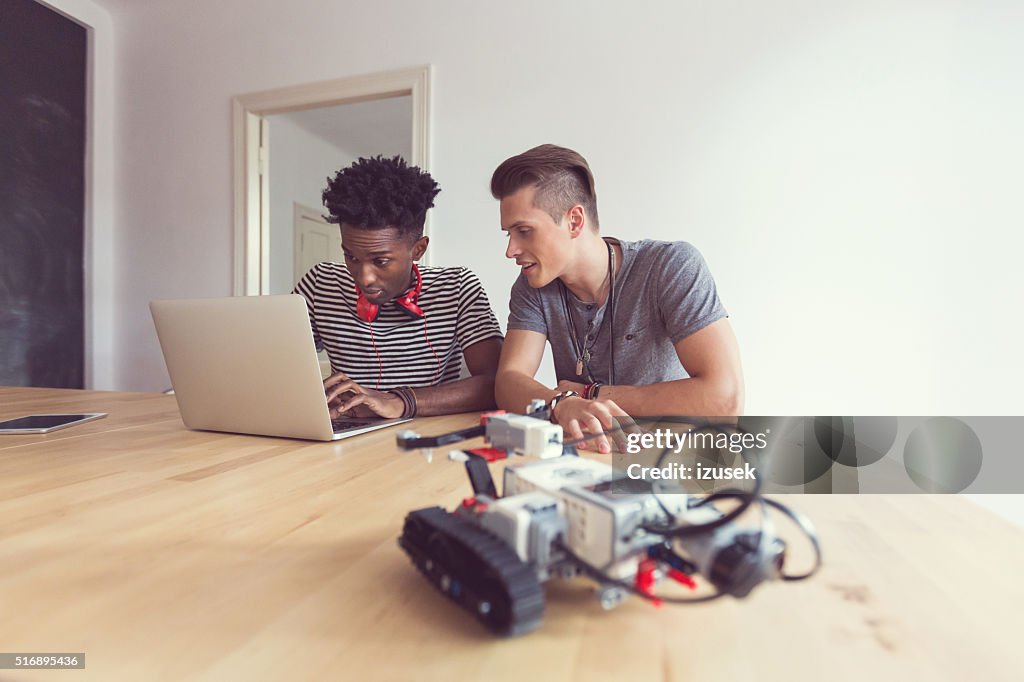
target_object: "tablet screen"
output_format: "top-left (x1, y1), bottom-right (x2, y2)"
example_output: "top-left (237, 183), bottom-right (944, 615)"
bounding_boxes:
top-left (0, 414), bottom-right (104, 431)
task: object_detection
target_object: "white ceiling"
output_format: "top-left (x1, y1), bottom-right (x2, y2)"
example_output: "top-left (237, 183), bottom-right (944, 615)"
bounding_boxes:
top-left (274, 96), bottom-right (412, 159)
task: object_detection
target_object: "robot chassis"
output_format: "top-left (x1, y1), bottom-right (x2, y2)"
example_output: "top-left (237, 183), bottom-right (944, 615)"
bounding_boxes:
top-left (395, 405), bottom-right (821, 636)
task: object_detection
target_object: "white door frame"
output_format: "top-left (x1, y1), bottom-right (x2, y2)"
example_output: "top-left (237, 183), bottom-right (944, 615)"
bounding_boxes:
top-left (231, 65), bottom-right (432, 295)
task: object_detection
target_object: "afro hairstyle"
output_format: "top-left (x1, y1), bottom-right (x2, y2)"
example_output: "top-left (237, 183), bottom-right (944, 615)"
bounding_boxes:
top-left (322, 155), bottom-right (441, 240)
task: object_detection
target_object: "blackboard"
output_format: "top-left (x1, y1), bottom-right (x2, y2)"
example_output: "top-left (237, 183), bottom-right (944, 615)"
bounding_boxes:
top-left (0, 0), bottom-right (86, 388)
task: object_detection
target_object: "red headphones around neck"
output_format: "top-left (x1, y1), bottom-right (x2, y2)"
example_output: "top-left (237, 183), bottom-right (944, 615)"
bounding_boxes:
top-left (353, 263), bottom-right (439, 389)
top-left (356, 264), bottom-right (425, 323)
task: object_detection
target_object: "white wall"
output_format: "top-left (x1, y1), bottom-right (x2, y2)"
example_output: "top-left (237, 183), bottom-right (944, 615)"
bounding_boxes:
top-left (266, 115), bottom-right (353, 294)
top-left (108, 0), bottom-right (1024, 419)
top-left (39, 0), bottom-right (116, 390)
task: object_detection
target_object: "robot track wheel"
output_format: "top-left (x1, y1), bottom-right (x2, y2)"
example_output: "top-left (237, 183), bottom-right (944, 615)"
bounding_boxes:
top-left (399, 506), bottom-right (545, 636)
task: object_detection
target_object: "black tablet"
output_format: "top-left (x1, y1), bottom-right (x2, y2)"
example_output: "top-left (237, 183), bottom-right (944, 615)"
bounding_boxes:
top-left (0, 413), bottom-right (108, 434)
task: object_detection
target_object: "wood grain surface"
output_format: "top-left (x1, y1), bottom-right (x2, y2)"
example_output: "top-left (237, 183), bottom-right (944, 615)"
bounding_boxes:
top-left (1, 387), bottom-right (1021, 681)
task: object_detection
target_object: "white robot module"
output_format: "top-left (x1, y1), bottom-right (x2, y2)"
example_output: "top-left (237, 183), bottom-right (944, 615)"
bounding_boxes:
top-left (396, 407), bottom-right (821, 636)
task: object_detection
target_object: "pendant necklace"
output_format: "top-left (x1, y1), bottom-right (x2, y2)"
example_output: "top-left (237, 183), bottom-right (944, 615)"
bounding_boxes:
top-left (559, 240), bottom-right (616, 383)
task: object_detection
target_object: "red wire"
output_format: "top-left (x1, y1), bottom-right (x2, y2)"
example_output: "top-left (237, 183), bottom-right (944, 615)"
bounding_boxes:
top-left (366, 311), bottom-right (439, 389)
top-left (422, 315), bottom-right (441, 384)
top-left (368, 322), bottom-right (382, 390)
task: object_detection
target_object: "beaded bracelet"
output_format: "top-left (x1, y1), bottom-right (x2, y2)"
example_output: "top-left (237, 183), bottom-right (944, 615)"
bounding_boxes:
top-left (548, 390), bottom-right (580, 422)
top-left (387, 386), bottom-right (418, 419)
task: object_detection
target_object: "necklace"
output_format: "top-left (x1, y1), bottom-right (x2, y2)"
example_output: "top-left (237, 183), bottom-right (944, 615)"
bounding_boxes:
top-left (559, 239), bottom-right (617, 383)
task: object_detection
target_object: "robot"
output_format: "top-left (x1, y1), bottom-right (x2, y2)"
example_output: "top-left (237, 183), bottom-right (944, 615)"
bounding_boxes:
top-left (395, 406), bottom-right (821, 636)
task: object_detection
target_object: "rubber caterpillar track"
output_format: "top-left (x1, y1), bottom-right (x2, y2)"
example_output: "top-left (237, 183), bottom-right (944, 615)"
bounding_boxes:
top-left (399, 506), bottom-right (545, 636)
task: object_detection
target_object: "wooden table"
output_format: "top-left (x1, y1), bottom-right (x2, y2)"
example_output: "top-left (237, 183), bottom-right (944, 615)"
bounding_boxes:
top-left (1, 387), bottom-right (1021, 681)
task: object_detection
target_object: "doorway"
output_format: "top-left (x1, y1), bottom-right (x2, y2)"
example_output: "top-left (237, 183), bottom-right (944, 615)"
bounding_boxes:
top-left (266, 96), bottom-right (412, 293)
top-left (232, 66), bottom-right (431, 296)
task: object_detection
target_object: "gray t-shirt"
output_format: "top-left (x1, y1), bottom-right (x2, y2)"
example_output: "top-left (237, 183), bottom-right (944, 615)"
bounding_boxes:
top-left (507, 239), bottom-right (727, 385)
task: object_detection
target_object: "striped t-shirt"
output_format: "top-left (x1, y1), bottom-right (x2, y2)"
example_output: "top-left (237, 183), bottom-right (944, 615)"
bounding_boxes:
top-left (293, 262), bottom-right (503, 389)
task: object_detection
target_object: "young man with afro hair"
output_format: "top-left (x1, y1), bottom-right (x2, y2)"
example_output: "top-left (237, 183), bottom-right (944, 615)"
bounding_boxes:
top-left (294, 156), bottom-right (503, 419)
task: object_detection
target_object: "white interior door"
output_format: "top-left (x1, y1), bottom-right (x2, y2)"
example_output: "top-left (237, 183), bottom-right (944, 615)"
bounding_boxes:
top-left (293, 203), bottom-right (340, 377)
top-left (293, 203), bottom-right (340, 287)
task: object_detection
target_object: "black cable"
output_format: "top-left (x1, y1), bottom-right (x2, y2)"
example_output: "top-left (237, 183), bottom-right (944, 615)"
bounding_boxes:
top-left (640, 423), bottom-right (763, 538)
top-left (691, 491), bottom-right (822, 581)
top-left (555, 421), bottom-right (686, 526)
top-left (606, 238), bottom-right (616, 385)
top-left (395, 424), bottom-right (485, 450)
top-left (557, 282), bottom-right (586, 379)
top-left (579, 415), bottom-right (819, 583)
top-left (555, 418), bottom-right (768, 542)
top-left (649, 485), bottom-right (681, 526)
top-left (397, 405), bottom-right (549, 451)
top-left (561, 419), bottom-right (761, 535)
top-left (642, 483), bottom-right (759, 538)
top-left (398, 407), bottom-right (613, 452)
top-left (557, 239), bottom-right (616, 384)
top-left (555, 539), bottom-right (728, 605)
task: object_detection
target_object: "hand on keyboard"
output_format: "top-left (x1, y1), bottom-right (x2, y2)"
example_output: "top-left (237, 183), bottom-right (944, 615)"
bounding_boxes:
top-left (323, 371), bottom-right (404, 420)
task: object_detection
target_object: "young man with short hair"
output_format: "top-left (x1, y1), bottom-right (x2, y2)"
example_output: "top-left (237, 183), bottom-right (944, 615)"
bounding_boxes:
top-left (492, 144), bottom-right (744, 452)
top-left (294, 156), bottom-right (503, 419)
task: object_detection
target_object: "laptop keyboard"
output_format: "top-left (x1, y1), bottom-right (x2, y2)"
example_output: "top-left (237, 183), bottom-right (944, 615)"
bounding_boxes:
top-left (331, 418), bottom-right (374, 432)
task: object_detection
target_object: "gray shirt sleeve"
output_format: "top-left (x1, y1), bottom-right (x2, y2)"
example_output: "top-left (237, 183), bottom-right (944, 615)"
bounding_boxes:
top-left (507, 273), bottom-right (548, 335)
top-left (655, 242), bottom-right (727, 344)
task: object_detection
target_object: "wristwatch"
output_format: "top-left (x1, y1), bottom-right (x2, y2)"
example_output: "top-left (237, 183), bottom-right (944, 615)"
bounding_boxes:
top-left (548, 390), bottom-right (580, 421)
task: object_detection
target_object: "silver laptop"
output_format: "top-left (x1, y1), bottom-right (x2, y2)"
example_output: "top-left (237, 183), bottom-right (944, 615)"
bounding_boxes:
top-left (150, 295), bottom-right (410, 441)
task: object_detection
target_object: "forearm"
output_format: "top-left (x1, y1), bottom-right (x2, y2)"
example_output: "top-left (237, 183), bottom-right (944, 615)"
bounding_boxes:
top-left (409, 375), bottom-right (497, 417)
top-left (600, 376), bottom-right (743, 417)
top-left (495, 370), bottom-right (557, 415)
